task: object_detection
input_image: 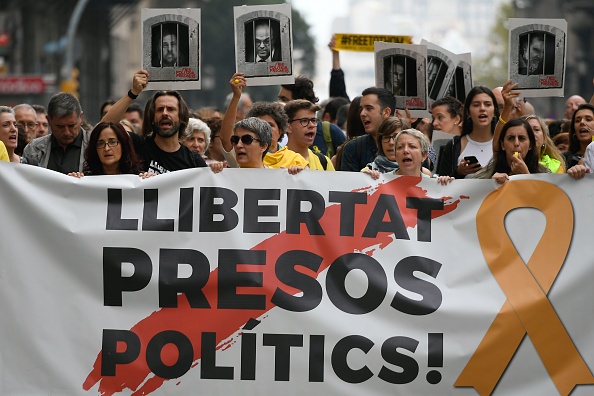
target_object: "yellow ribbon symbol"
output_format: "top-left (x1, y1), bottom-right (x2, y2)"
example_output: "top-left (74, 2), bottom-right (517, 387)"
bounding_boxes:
top-left (455, 180), bottom-right (594, 395)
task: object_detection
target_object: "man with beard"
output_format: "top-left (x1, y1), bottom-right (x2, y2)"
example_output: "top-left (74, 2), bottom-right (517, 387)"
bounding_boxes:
top-left (519, 33), bottom-right (544, 76)
top-left (101, 69), bottom-right (206, 173)
top-left (152, 23), bottom-right (189, 68)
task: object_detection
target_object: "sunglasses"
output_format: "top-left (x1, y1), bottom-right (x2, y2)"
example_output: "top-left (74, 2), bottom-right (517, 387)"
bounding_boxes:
top-left (230, 134), bottom-right (261, 145)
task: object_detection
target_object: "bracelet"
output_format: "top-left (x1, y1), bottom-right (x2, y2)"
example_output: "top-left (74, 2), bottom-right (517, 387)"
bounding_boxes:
top-left (127, 89), bottom-right (138, 100)
top-left (498, 116), bottom-right (507, 125)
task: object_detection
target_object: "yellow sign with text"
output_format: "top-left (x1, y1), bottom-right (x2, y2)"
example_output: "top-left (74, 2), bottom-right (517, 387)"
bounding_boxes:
top-left (333, 34), bottom-right (413, 52)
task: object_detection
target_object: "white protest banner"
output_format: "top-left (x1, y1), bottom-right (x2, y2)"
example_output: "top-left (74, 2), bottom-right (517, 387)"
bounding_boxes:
top-left (1, 162), bottom-right (593, 395)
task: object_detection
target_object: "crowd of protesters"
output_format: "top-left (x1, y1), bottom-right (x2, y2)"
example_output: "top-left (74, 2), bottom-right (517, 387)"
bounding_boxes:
top-left (2, 35), bottom-right (593, 185)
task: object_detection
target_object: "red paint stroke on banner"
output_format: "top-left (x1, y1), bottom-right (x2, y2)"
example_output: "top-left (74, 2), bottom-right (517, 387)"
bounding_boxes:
top-left (83, 177), bottom-right (460, 395)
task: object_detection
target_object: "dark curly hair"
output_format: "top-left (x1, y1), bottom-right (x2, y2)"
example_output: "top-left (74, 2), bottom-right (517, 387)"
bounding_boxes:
top-left (84, 122), bottom-right (143, 175)
top-left (246, 101), bottom-right (289, 142)
top-left (432, 96), bottom-right (463, 120)
top-left (281, 76), bottom-right (319, 104)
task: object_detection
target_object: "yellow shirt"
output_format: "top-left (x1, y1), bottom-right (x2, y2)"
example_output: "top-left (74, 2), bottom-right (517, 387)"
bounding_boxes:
top-left (264, 146), bottom-right (308, 168)
top-left (307, 149), bottom-right (335, 171)
top-left (0, 141), bottom-right (9, 162)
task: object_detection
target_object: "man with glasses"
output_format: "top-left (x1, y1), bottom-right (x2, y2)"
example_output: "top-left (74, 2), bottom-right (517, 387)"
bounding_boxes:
top-left (278, 76), bottom-right (346, 158)
top-left (32, 104), bottom-right (49, 138)
top-left (22, 93), bottom-right (90, 173)
top-left (284, 99), bottom-right (335, 171)
top-left (13, 104), bottom-right (38, 142)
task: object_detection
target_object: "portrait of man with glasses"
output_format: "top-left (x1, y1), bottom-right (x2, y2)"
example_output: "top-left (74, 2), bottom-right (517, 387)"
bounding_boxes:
top-left (14, 104), bottom-right (39, 142)
top-left (284, 99), bottom-right (335, 171)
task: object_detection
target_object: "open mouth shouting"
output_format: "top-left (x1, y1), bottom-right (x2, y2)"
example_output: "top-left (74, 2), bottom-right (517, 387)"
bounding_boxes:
top-left (477, 113), bottom-right (490, 124)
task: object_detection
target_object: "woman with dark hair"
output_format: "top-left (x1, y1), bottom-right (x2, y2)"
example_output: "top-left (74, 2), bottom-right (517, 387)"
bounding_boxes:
top-left (361, 117), bottom-right (408, 173)
top-left (436, 86), bottom-right (499, 178)
top-left (431, 96), bottom-right (463, 136)
top-left (563, 103), bottom-right (594, 169)
top-left (495, 80), bottom-right (565, 173)
top-left (474, 117), bottom-right (549, 183)
top-left (68, 122), bottom-right (150, 178)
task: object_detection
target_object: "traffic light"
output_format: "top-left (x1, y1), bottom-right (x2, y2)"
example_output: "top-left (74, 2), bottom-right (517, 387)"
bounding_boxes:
top-left (0, 32), bottom-right (11, 57)
top-left (60, 67), bottom-right (79, 97)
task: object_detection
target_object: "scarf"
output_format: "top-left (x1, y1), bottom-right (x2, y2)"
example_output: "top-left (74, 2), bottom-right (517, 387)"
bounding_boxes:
top-left (372, 155), bottom-right (399, 173)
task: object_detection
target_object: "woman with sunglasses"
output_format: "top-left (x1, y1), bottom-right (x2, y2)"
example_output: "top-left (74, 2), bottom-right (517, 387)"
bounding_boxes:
top-left (220, 73), bottom-right (307, 169)
top-left (68, 121), bottom-right (152, 178)
top-left (230, 117), bottom-right (271, 169)
top-left (228, 117), bottom-right (304, 175)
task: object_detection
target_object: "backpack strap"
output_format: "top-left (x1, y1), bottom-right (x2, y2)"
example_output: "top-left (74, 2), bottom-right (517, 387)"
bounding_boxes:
top-left (313, 150), bottom-right (328, 170)
top-left (322, 121), bottom-right (334, 158)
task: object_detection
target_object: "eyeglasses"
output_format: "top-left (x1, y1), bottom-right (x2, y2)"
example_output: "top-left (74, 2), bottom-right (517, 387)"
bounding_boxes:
top-left (289, 118), bottom-right (319, 127)
top-left (19, 121), bottom-right (38, 130)
top-left (381, 134), bottom-right (398, 143)
top-left (230, 134), bottom-right (261, 145)
top-left (96, 138), bottom-right (119, 149)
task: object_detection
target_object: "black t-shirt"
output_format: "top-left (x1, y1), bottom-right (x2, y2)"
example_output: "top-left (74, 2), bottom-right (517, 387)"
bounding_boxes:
top-left (135, 135), bottom-right (207, 174)
top-left (47, 131), bottom-right (83, 174)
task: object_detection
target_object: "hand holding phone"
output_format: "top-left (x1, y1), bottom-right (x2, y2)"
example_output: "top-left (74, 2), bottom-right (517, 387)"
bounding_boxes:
top-left (464, 156), bottom-right (480, 166)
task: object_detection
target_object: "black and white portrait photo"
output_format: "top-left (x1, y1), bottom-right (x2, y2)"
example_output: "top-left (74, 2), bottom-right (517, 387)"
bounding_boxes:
top-left (142, 8), bottom-right (201, 90)
top-left (151, 23), bottom-right (189, 68)
top-left (421, 40), bottom-right (459, 105)
top-left (383, 55), bottom-right (417, 97)
top-left (509, 18), bottom-right (567, 97)
top-left (375, 41), bottom-right (428, 117)
top-left (518, 32), bottom-right (555, 76)
top-left (445, 53), bottom-right (473, 103)
top-left (245, 19), bottom-right (282, 63)
top-left (234, 4), bottom-right (294, 86)
top-left (427, 57), bottom-right (447, 99)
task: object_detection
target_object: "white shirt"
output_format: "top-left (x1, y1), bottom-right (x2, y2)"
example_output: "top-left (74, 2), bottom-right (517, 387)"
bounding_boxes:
top-left (583, 141), bottom-right (594, 171)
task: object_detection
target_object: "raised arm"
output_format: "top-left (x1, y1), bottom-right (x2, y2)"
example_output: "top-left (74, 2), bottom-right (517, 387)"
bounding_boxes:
top-left (220, 72), bottom-right (247, 152)
top-left (493, 80), bottom-right (520, 152)
top-left (328, 35), bottom-right (349, 101)
top-left (101, 70), bottom-right (149, 123)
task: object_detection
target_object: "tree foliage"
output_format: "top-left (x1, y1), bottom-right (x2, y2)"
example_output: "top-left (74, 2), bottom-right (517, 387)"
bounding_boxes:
top-left (473, 2), bottom-right (515, 89)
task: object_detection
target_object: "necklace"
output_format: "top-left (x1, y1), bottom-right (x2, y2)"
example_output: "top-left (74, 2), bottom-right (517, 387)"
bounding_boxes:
top-left (466, 136), bottom-right (492, 152)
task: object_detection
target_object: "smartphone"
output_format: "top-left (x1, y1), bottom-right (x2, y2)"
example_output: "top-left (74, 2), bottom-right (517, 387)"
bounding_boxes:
top-left (464, 156), bottom-right (479, 165)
